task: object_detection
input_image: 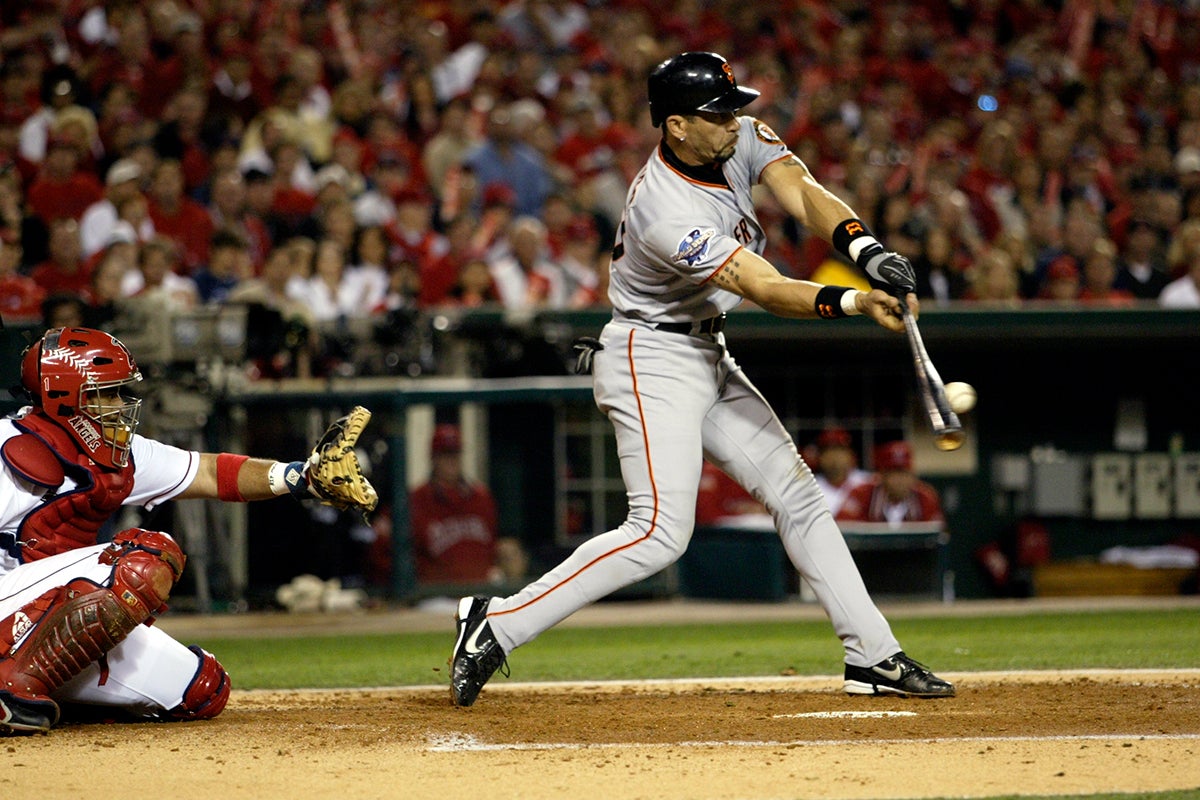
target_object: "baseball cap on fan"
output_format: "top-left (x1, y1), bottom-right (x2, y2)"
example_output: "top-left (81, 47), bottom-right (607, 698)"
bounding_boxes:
top-left (874, 441), bottom-right (913, 472)
top-left (647, 52), bottom-right (760, 127)
top-left (431, 424), bottom-right (462, 455)
top-left (106, 158), bottom-right (142, 187)
top-left (817, 426), bottom-right (853, 451)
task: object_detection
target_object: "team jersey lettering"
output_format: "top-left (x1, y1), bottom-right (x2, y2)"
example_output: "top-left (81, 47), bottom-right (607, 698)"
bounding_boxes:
top-left (734, 219), bottom-right (752, 244)
top-left (675, 228), bottom-right (715, 266)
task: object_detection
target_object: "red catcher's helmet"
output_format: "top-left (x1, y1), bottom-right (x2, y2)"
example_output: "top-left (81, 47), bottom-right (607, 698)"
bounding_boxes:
top-left (20, 327), bottom-right (143, 468)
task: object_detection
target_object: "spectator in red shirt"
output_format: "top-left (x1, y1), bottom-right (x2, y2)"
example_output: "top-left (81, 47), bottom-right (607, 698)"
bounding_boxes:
top-left (1039, 255), bottom-right (1082, 302)
top-left (88, 7), bottom-right (180, 120)
top-left (208, 40), bottom-right (259, 130)
top-left (146, 158), bottom-right (213, 274)
top-left (407, 423), bottom-right (526, 586)
top-left (837, 441), bottom-right (944, 528)
top-left (25, 135), bottom-right (103, 225)
top-left (209, 167), bottom-right (272, 272)
top-left (418, 212), bottom-right (477, 308)
top-left (0, 232), bottom-right (43, 322)
top-left (553, 94), bottom-right (635, 221)
top-left (695, 461), bottom-right (766, 527)
top-left (30, 217), bottom-right (90, 296)
top-left (387, 187), bottom-right (448, 285)
top-left (1079, 237), bottom-right (1135, 305)
top-left (443, 258), bottom-right (500, 307)
top-left (154, 86), bottom-right (213, 194)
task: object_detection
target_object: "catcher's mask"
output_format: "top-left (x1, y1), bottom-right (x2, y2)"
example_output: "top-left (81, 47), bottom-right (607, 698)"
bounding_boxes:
top-left (20, 327), bottom-right (144, 468)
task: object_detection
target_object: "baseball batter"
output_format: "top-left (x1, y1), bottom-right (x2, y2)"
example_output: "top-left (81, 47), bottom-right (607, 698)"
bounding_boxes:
top-left (0, 327), bottom-right (377, 735)
top-left (450, 52), bottom-right (954, 705)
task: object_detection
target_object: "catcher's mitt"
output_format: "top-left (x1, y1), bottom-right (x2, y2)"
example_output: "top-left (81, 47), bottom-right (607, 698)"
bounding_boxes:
top-left (304, 406), bottom-right (380, 515)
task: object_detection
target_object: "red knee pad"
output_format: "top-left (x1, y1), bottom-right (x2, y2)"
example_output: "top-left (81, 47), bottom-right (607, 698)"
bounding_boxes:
top-left (101, 529), bottom-right (186, 620)
top-left (166, 646), bottom-right (231, 721)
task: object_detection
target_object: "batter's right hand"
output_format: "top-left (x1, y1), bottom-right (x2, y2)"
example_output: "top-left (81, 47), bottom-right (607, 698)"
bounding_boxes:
top-left (859, 289), bottom-right (915, 332)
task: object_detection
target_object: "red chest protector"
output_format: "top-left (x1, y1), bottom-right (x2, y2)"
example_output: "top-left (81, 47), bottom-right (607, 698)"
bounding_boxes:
top-left (2, 412), bottom-right (136, 563)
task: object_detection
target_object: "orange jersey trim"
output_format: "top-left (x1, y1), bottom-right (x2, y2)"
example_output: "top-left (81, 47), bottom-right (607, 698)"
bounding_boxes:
top-left (756, 152), bottom-right (794, 184)
top-left (491, 329), bottom-right (659, 618)
top-left (699, 245), bottom-right (742, 285)
top-left (656, 148), bottom-right (731, 190)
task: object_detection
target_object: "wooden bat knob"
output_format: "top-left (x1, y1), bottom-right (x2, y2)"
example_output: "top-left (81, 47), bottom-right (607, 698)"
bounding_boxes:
top-left (935, 430), bottom-right (966, 451)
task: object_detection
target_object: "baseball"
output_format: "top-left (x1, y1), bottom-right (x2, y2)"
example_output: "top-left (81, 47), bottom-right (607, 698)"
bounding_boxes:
top-left (944, 382), bottom-right (977, 414)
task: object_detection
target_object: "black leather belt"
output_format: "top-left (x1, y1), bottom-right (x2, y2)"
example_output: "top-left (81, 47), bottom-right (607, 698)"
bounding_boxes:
top-left (655, 314), bottom-right (726, 336)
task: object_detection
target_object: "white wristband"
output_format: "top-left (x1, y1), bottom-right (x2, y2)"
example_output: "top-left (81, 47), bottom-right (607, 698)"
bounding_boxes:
top-left (841, 289), bottom-right (862, 316)
top-left (267, 461), bottom-right (291, 496)
top-left (847, 235), bottom-right (881, 262)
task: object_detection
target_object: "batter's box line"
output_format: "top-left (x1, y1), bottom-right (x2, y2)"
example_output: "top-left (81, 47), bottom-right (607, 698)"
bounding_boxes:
top-left (375, 667), bottom-right (1200, 694)
top-left (424, 732), bottom-right (1200, 753)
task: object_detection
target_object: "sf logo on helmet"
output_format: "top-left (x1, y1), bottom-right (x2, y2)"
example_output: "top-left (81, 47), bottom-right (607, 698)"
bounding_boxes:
top-left (721, 63), bottom-right (735, 86)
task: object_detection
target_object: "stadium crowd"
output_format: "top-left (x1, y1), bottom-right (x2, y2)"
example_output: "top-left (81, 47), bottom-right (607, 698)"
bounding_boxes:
top-left (2, 0), bottom-right (1200, 378)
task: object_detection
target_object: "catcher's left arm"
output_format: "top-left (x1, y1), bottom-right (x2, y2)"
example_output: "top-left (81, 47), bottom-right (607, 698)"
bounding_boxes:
top-left (181, 406), bottom-right (380, 518)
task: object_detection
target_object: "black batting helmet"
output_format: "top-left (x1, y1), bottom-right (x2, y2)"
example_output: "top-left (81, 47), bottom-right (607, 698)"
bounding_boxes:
top-left (647, 52), bottom-right (761, 127)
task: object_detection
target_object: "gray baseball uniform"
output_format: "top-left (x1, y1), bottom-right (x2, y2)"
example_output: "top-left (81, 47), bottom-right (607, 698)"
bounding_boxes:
top-left (486, 116), bottom-right (900, 667)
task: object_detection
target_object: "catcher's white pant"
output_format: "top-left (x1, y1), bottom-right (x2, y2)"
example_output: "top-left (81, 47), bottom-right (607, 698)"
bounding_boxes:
top-left (0, 544), bottom-right (201, 714)
top-left (487, 320), bottom-right (901, 667)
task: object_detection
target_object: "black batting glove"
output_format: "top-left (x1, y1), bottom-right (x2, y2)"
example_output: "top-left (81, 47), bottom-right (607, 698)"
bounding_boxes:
top-left (860, 248), bottom-right (916, 297)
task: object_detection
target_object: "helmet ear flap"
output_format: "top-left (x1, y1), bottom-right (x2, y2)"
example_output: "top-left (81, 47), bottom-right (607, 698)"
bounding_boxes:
top-left (16, 339), bottom-right (43, 405)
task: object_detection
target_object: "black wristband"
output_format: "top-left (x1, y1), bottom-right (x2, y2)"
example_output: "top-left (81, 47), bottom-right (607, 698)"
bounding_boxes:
top-left (815, 285), bottom-right (855, 319)
top-left (832, 218), bottom-right (883, 264)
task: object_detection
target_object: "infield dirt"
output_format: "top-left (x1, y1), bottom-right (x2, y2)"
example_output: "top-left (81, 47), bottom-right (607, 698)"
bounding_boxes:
top-left (4, 598), bottom-right (1199, 800)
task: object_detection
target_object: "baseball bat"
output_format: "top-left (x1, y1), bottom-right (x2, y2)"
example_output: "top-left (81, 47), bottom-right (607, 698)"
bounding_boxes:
top-left (898, 300), bottom-right (965, 452)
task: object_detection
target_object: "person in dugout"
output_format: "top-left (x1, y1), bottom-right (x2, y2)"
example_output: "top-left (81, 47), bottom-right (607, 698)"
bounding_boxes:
top-left (836, 440), bottom-right (944, 527)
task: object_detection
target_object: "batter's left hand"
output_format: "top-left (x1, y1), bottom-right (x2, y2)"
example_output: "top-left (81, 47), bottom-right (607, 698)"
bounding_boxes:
top-left (859, 289), bottom-right (917, 332)
top-left (862, 250), bottom-right (917, 297)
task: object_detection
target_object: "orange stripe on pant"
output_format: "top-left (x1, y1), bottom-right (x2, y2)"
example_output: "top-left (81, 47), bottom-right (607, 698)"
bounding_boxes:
top-left (491, 328), bottom-right (658, 618)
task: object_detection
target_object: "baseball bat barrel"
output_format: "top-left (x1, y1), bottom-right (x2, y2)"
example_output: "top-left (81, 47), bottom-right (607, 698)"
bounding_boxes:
top-left (899, 301), bottom-right (964, 452)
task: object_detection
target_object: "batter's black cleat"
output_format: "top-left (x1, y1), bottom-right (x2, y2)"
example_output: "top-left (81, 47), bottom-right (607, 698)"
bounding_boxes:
top-left (449, 596), bottom-right (509, 707)
top-left (0, 690), bottom-right (60, 735)
top-left (843, 652), bottom-right (955, 698)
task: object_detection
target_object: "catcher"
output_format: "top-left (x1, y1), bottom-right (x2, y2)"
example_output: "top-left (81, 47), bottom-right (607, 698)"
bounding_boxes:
top-left (0, 327), bottom-right (377, 735)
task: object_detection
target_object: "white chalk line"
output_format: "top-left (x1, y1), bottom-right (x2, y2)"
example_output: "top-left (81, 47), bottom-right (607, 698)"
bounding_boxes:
top-left (773, 711), bottom-right (918, 719)
top-left (236, 667), bottom-right (1200, 698)
top-left (424, 732), bottom-right (1200, 753)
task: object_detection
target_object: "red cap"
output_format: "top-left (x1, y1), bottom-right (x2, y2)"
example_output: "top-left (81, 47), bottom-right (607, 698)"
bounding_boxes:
top-left (221, 39), bottom-right (253, 60)
top-left (332, 126), bottom-right (362, 149)
top-left (817, 427), bottom-right (853, 450)
top-left (431, 424), bottom-right (462, 454)
top-left (1047, 256), bottom-right (1079, 281)
top-left (394, 186), bottom-right (429, 206)
top-left (566, 216), bottom-right (597, 240)
top-left (482, 182), bottom-right (517, 208)
top-left (874, 441), bottom-right (913, 471)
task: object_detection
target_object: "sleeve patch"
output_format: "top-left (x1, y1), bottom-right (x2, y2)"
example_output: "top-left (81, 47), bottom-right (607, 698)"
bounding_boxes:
top-left (675, 227), bottom-right (716, 267)
top-left (753, 119), bottom-right (783, 144)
